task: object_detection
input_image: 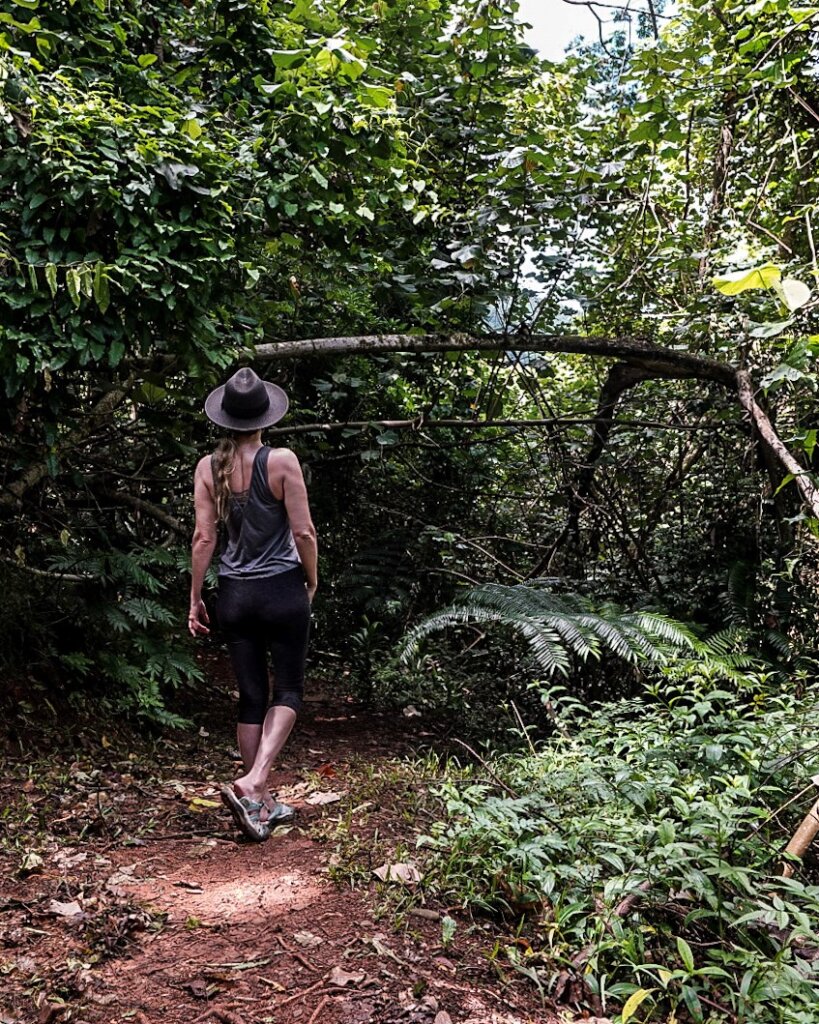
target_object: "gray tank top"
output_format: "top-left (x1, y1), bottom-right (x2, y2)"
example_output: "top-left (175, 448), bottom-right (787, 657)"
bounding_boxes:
top-left (214, 446), bottom-right (300, 579)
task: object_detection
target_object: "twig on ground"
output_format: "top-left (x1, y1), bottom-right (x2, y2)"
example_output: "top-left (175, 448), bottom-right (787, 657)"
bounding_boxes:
top-left (192, 1010), bottom-right (247, 1024)
top-left (307, 995), bottom-right (330, 1024)
top-left (274, 979), bottom-right (324, 1008)
top-left (274, 932), bottom-right (321, 972)
top-left (293, 951), bottom-right (321, 973)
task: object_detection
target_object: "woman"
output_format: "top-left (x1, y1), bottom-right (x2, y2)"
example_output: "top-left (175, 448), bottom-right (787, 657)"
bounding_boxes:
top-left (188, 367), bottom-right (318, 842)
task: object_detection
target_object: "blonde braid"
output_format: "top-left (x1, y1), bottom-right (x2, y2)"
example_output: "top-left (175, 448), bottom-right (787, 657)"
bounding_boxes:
top-left (213, 435), bottom-right (238, 523)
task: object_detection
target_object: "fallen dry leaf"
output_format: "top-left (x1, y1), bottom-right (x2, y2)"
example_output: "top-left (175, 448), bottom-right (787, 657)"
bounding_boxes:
top-left (18, 852), bottom-right (44, 876)
top-left (327, 965), bottom-right (366, 987)
top-left (174, 880), bottom-right (204, 892)
top-left (435, 1013), bottom-right (453, 1024)
top-left (305, 791), bottom-right (343, 805)
top-left (293, 930), bottom-right (323, 948)
top-left (53, 849), bottom-right (88, 870)
top-left (188, 797), bottom-right (221, 812)
top-left (205, 958), bottom-right (271, 971)
top-left (48, 899), bottom-right (83, 919)
top-left (365, 935), bottom-right (405, 964)
top-left (276, 781), bottom-right (312, 802)
top-left (105, 864), bottom-right (136, 895)
top-left (373, 862), bottom-right (423, 885)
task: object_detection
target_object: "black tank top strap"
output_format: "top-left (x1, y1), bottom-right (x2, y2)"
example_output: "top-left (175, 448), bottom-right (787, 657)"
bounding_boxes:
top-left (248, 445), bottom-right (272, 503)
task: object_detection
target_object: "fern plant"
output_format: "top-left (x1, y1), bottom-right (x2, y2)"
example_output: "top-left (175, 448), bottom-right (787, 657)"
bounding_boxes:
top-left (44, 544), bottom-right (200, 726)
top-left (401, 580), bottom-right (711, 677)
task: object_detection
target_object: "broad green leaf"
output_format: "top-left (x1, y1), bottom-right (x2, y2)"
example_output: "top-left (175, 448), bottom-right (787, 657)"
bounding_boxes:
top-left (713, 264), bottom-right (781, 296)
top-left (137, 54), bottom-right (158, 68)
top-left (748, 318), bottom-right (793, 338)
top-left (789, 7), bottom-right (819, 23)
top-left (774, 472), bottom-right (796, 496)
top-left (138, 382), bottom-right (167, 403)
top-left (181, 118), bottom-right (202, 140)
top-left (677, 936), bottom-right (695, 973)
top-left (681, 985), bottom-right (703, 1023)
top-left (441, 915), bottom-right (456, 946)
top-left (80, 265), bottom-right (93, 299)
top-left (761, 363), bottom-right (809, 389)
top-left (309, 165), bottom-right (328, 189)
top-left (267, 48), bottom-right (309, 68)
top-left (27, 264), bottom-right (37, 291)
top-left (93, 263), bottom-right (110, 314)
top-left (109, 339), bottom-right (124, 366)
top-left (621, 988), bottom-right (653, 1024)
top-left (45, 263), bottom-right (57, 298)
top-left (360, 85), bottom-right (393, 108)
top-left (11, 0), bottom-right (39, 8)
top-left (66, 267), bottom-right (81, 308)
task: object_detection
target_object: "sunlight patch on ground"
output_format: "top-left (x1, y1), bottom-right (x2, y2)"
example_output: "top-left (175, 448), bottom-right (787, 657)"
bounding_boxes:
top-left (125, 868), bottom-right (324, 923)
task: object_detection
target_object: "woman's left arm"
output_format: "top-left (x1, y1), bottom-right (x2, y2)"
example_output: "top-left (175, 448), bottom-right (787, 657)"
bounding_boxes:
top-left (189, 456), bottom-right (217, 636)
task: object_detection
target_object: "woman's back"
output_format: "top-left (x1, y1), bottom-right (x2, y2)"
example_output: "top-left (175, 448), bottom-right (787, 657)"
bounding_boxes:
top-left (214, 446), bottom-right (299, 579)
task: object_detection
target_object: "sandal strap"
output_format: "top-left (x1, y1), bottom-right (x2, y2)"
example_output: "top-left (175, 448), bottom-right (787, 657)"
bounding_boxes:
top-left (238, 797), bottom-right (265, 824)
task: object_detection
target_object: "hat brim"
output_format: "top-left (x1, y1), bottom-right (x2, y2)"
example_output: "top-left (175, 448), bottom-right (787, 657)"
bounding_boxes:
top-left (204, 381), bottom-right (289, 431)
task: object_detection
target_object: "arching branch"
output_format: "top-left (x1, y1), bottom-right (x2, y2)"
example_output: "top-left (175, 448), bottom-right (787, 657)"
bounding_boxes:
top-left (254, 333), bottom-right (737, 387)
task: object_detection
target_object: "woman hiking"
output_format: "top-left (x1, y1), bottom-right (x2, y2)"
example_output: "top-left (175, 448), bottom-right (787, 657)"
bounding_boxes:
top-left (188, 367), bottom-right (318, 842)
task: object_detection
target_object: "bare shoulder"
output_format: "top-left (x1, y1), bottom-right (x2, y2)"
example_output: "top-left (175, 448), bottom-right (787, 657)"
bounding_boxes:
top-left (267, 446), bottom-right (301, 473)
top-left (194, 454), bottom-right (214, 487)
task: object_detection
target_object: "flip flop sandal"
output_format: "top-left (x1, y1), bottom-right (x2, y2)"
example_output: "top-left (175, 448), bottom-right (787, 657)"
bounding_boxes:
top-left (220, 787), bottom-right (270, 842)
top-left (263, 798), bottom-right (296, 825)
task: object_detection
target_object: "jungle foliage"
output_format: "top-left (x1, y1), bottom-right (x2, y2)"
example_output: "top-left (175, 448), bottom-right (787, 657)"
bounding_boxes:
top-left (2, 0), bottom-right (819, 1016)
top-left (421, 673), bottom-right (819, 1024)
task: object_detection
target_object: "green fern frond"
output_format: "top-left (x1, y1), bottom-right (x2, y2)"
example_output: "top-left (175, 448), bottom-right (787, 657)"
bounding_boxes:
top-left (400, 583), bottom-right (702, 677)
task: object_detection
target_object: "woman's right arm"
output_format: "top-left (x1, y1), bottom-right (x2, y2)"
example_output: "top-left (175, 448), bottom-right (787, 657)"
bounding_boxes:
top-left (278, 450), bottom-right (318, 602)
top-left (190, 456), bottom-right (218, 634)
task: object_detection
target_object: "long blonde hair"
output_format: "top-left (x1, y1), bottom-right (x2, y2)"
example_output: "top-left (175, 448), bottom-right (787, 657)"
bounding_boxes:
top-left (212, 431), bottom-right (256, 522)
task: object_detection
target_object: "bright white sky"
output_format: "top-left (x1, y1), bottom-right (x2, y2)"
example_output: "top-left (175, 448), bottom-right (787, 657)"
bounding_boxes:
top-left (517, 0), bottom-right (601, 60)
top-left (518, 1), bottom-right (676, 59)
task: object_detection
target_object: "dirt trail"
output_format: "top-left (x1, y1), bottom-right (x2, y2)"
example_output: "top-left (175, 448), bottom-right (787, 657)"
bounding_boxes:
top-left (0, 660), bottom-right (553, 1024)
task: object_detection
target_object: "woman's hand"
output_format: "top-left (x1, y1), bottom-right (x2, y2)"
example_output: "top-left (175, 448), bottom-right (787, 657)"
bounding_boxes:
top-left (188, 598), bottom-right (210, 637)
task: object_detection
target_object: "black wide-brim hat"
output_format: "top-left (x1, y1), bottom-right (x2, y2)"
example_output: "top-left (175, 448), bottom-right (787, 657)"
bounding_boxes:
top-left (204, 367), bottom-right (289, 431)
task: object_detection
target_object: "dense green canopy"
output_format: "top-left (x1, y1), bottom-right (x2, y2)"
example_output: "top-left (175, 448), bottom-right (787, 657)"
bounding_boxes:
top-left (1, 0), bottom-right (817, 706)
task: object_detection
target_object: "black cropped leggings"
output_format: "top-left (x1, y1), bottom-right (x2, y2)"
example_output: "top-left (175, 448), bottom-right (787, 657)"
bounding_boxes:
top-left (216, 567), bottom-right (310, 724)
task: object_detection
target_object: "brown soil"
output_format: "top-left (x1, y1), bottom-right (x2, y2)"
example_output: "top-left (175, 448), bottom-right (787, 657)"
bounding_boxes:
top-left (0, 655), bottom-right (559, 1024)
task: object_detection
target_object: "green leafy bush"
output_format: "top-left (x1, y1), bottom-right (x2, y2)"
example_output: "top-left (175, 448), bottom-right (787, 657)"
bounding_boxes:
top-left (420, 671), bottom-right (819, 1022)
top-left (2, 545), bottom-right (199, 726)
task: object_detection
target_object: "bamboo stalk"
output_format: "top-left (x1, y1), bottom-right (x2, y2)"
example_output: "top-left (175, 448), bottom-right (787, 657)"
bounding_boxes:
top-left (782, 797), bottom-right (819, 878)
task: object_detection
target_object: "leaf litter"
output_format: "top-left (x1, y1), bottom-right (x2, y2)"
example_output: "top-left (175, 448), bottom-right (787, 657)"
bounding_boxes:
top-left (0, 657), bottom-right (556, 1024)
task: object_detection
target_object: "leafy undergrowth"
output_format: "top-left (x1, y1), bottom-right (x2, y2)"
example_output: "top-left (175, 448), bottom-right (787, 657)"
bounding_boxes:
top-left (411, 668), bottom-right (819, 1023)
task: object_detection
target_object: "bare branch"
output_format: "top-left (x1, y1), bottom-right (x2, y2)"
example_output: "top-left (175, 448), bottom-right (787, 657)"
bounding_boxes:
top-left (268, 416), bottom-right (733, 436)
top-left (255, 333), bottom-right (736, 387)
top-left (736, 369), bottom-right (819, 520)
